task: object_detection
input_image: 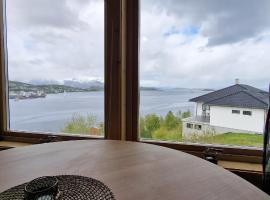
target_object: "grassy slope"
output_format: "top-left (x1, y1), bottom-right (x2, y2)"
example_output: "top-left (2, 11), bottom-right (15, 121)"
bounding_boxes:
top-left (142, 131), bottom-right (263, 148)
top-left (186, 132), bottom-right (263, 147)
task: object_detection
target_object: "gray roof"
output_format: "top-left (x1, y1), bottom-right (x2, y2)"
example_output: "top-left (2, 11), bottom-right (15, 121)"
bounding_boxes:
top-left (190, 84), bottom-right (269, 109)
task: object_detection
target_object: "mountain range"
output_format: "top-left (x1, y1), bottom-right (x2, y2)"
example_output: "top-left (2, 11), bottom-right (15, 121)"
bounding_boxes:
top-left (9, 79), bottom-right (214, 94)
top-left (9, 80), bottom-right (159, 94)
top-left (9, 81), bottom-right (90, 94)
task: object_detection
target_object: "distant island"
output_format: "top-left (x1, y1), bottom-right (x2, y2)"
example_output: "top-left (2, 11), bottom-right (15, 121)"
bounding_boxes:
top-left (9, 81), bottom-right (95, 94)
top-left (9, 81), bottom-right (160, 99)
top-left (8, 80), bottom-right (214, 100)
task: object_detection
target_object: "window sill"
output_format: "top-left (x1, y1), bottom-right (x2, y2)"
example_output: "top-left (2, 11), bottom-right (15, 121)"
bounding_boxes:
top-left (0, 141), bottom-right (32, 149)
top-left (141, 139), bottom-right (263, 164)
top-left (218, 160), bottom-right (262, 172)
top-left (1, 130), bottom-right (104, 144)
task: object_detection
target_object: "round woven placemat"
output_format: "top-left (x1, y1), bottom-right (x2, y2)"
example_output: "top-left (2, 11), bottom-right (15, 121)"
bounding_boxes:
top-left (0, 175), bottom-right (116, 200)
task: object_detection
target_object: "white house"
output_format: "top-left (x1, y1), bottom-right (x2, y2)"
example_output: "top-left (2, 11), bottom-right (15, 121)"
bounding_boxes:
top-left (182, 81), bottom-right (269, 138)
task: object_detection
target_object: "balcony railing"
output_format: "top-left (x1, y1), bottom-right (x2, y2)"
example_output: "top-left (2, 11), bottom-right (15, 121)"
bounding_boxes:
top-left (183, 115), bottom-right (210, 124)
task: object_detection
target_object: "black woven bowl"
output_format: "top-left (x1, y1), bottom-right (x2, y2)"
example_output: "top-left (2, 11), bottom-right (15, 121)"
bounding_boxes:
top-left (0, 175), bottom-right (116, 200)
top-left (24, 176), bottom-right (59, 200)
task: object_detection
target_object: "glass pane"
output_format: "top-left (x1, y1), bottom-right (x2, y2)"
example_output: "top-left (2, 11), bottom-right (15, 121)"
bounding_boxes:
top-left (7, 0), bottom-right (104, 136)
top-left (140, 0), bottom-right (269, 147)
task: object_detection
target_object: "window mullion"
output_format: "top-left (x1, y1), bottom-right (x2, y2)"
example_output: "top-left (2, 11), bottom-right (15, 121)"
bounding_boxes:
top-left (0, 0), bottom-right (9, 133)
top-left (105, 0), bottom-right (123, 140)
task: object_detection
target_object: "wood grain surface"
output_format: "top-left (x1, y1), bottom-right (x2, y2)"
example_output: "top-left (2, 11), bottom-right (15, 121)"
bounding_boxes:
top-left (0, 140), bottom-right (269, 200)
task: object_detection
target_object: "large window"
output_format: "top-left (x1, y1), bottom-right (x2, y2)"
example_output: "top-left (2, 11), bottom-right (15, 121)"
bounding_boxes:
top-left (1, 0), bottom-right (269, 151)
top-left (139, 0), bottom-right (269, 148)
top-left (6, 0), bottom-right (104, 136)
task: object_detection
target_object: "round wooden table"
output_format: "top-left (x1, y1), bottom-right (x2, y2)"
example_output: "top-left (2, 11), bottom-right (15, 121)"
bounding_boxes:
top-left (0, 140), bottom-right (268, 200)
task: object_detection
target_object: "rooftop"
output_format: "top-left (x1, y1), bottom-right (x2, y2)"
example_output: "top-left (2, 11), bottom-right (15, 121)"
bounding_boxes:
top-left (190, 84), bottom-right (269, 109)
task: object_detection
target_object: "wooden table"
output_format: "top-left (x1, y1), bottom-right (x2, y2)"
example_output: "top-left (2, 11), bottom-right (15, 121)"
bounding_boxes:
top-left (0, 140), bottom-right (269, 200)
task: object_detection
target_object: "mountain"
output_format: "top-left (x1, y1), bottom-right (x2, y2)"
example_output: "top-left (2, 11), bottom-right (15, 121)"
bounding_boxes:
top-left (9, 81), bottom-right (89, 94)
top-left (56, 79), bottom-right (159, 91)
top-left (63, 80), bottom-right (104, 91)
top-left (140, 86), bottom-right (160, 91)
top-left (10, 80), bottom-right (212, 94)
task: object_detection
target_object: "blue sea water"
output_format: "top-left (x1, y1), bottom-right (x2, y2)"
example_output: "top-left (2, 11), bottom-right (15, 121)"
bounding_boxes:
top-left (9, 89), bottom-right (208, 133)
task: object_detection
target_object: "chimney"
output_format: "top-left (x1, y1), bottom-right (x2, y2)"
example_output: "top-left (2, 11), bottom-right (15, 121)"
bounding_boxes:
top-left (235, 78), bottom-right (240, 85)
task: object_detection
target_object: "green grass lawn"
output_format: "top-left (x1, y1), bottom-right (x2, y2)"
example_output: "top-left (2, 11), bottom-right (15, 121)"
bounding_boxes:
top-left (143, 131), bottom-right (263, 148)
top-left (185, 132), bottom-right (263, 148)
top-left (195, 133), bottom-right (263, 147)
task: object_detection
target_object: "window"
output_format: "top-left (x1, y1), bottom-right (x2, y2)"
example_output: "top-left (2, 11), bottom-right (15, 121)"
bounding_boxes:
top-left (232, 110), bottom-right (240, 114)
top-left (139, 0), bottom-right (267, 148)
top-left (194, 124), bottom-right (202, 130)
top-left (243, 111), bottom-right (252, 116)
top-left (187, 123), bottom-right (193, 129)
top-left (202, 105), bottom-right (210, 111)
top-left (6, 0), bottom-right (105, 137)
top-left (0, 0), bottom-right (268, 152)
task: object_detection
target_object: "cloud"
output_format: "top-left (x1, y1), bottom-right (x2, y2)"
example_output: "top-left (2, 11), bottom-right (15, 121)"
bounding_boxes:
top-left (7, 0), bottom-right (104, 82)
top-left (142, 0), bottom-right (270, 46)
top-left (6, 0), bottom-right (270, 89)
top-left (140, 0), bottom-right (270, 89)
top-left (7, 0), bottom-right (82, 29)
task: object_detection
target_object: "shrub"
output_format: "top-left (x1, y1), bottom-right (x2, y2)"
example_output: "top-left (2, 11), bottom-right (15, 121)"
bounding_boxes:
top-left (140, 113), bottom-right (161, 139)
top-left (140, 116), bottom-right (152, 139)
top-left (62, 113), bottom-right (103, 136)
top-left (164, 111), bottom-right (179, 130)
top-left (152, 127), bottom-right (182, 141)
top-left (145, 113), bottom-right (160, 133)
top-left (181, 110), bottom-right (191, 119)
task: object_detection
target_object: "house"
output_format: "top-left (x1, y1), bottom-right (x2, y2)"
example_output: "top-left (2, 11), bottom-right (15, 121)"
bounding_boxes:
top-left (182, 80), bottom-right (269, 138)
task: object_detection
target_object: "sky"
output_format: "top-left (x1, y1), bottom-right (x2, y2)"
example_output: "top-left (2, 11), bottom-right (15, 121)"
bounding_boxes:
top-left (6, 0), bottom-right (270, 89)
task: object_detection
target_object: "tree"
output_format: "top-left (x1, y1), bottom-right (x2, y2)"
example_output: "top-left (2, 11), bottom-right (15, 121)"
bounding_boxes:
top-left (62, 113), bottom-right (104, 136)
top-left (164, 111), bottom-right (179, 130)
top-left (145, 113), bottom-right (160, 134)
top-left (182, 110), bottom-right (191, 119)
top-left (140, 116), bottom-right (152, 139)
top-left (98, 122), bottom-right (104, 136)
top-left (140, 114), bottom-right (161, 138)
top-left (140, 114), bottom-right (160, 139)
top-left (175, 110), bottom-right (182, 123)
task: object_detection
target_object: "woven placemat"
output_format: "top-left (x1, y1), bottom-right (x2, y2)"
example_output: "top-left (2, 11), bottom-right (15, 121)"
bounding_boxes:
top-left (0, 175), bottom-right (116, 200)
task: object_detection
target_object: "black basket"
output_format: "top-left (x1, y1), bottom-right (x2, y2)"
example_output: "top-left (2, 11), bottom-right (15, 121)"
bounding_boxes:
top-left (24, 176), bottom-right (59, 200)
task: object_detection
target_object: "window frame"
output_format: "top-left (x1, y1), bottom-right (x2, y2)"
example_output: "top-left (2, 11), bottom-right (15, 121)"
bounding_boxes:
top-left (243, 111), bottom-right (252, 116)
top-left (187, 123), bottom-right (194, 129)
top-left (135, 0), bottom-right (263, 160)
top-left (0, 0), bottom-right (8, 135)
top-left (0, 0), bottom-right (126, 141)
top-left (194, 124), bottom-right (202, 130)
top-left (0, 0), bottom-right (263, 164)
top-left (232, 110), bottom-right (241, 114)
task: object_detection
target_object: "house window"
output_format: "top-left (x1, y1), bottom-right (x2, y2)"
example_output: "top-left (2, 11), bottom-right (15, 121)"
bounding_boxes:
top-left (243, 111), bottom-right (252, 116)
top-left (194, 124), bottom-right (202, 130)
top-left (187, 123), bottom-right (193, 129)
top-left (6, 0), bottom-right (105, 137)
top-left (232, 110), bottom-right (240, 114)
top-left (202, 105), bottom-right (210, 111)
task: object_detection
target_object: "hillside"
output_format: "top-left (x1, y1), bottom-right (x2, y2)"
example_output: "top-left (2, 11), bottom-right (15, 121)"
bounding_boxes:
top-left (9, 81), bottom-right (160, 94)
top-left (9, 81), bottom-right (90, 94)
